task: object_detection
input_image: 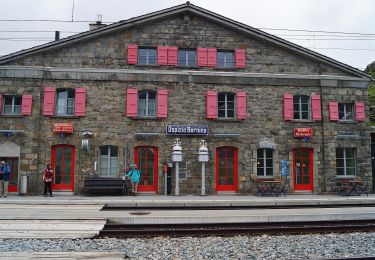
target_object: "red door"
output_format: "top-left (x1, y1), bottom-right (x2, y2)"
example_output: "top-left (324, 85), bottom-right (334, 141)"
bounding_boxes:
top-left (51, 145), bottom-right (75, 191)
top-left (216, 146), bottom-right (238, 192)
top-left (134, 146), bottom-right (158, 192)
top-left (5, 158), bottom-right (18, 192)
top-left (293, 148), bottom-right (314, 191)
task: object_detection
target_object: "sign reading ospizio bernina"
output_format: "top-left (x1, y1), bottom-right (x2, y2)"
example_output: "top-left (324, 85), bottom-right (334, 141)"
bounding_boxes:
top-left (166, 125), bottom-right (208, 135)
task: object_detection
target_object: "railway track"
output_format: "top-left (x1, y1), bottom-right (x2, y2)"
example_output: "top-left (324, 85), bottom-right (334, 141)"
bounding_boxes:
top-left (99, 220), bottom-right (375, 238)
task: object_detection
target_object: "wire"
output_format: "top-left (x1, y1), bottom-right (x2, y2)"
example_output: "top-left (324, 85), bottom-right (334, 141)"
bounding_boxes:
top-left (260, 27), bottom-right (375, 36)
top-left (285, 38), bottom-right (375, 41)
top-left (0, 30), bottom-right (80, 33)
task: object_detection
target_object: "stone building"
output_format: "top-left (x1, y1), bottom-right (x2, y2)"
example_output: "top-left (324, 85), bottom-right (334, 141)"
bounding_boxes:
top-left (0, 3), bottom-right (372, 195)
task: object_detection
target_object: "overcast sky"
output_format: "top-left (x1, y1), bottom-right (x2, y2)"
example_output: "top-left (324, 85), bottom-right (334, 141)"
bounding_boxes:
top-left (0, 0), bottom-right (374, 70)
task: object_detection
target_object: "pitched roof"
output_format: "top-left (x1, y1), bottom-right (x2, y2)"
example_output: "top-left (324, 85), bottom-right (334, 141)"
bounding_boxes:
top-left (0, 2), bottom-right (371, 80)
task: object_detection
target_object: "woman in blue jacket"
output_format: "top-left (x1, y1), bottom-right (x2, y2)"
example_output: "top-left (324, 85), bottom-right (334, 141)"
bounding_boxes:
top-left (126, 164), bottom-right (141, 193)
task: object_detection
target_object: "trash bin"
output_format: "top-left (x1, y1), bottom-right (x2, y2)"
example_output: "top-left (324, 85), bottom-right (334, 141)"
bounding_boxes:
top-left (20, 175), bottom-right (28, 195)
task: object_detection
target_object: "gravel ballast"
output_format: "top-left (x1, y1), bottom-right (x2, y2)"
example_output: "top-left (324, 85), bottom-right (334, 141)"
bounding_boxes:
top-left (1, 232), bottom-right (375, 259)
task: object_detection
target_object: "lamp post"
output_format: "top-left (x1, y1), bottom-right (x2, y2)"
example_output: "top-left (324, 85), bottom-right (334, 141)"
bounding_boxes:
top-left (198, 140), bottom-right (209, 196)
top-left (171, 138), bottom-right (183, 196)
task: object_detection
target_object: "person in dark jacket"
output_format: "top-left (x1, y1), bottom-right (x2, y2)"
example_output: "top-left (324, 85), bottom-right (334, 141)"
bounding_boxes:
top-left (42, 164), bottom-right (54, 197)
top-left (0, 160), bottom-right (11, 198)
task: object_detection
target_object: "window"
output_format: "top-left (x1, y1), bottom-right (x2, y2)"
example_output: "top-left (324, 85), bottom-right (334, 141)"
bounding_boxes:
top-left (138, 47), bottom-right (157, 65)
top-left (56, 89), bottom-right (75, 116)
top-left (99, 146), bottom-right (119, 176)
top-left (218, 92), bottom-right (235, 118)
top-left (257, 149), bottom-right (273, 177)
top-left (178, 49), bottom-right (196, 66)
top-left (293, 95), bottom-right (310, 120)
top-left (336, 148), bottom-right (356, 176)
top-left (217, 51), bottom-right (234, 68)
top-left (138, 90), bottom-right (156, 117)
top-left (339, 103), bottom-right (354, 121)
top-left (2, 96), bottom-right (21, 115)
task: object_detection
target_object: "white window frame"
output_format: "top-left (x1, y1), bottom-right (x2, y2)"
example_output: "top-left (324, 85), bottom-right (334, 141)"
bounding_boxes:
top-left (99, 146), bottom-right (119, 177)
top-left (178, 49), bottom-right (196, 67)
top-left (2, 95), bottom-right (22, 115)
top-left (218, 92), bottom-right (235, 119)
top-left (336, 148), bottom-right (356, 176)
top-left (338, 103), bottom-right (354, 121)
top-left (138, 47), bottom-right (157, 65)
top-left (257, 148), bottom-right (274, 177)
top-left (217, 50), bottom-right (235, 68)
top-left (138, 90), bottom-right (156, 117)
top-left (56, 89), bottom-right (75, 116)
top-left (293, 95), bottom-right (310, 120)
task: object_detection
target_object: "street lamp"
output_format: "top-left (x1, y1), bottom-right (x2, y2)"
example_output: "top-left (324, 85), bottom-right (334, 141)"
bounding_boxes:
top-left (171, 138), bottom-right (183, 196)
top-left (198, 140), bottom-right (209, 196)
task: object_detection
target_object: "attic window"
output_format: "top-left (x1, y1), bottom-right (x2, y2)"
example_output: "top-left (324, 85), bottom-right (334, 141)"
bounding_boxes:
top-left (138, 47), bottom-right (157, 65)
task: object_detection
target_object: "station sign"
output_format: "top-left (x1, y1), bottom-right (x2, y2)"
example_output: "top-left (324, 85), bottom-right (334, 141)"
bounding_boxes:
top-left (294, 128), bottom-right (312, 138)
top-left (53, 123), bottom-right (74, 133)
top-left (166, 125), bottom-right (208, 136)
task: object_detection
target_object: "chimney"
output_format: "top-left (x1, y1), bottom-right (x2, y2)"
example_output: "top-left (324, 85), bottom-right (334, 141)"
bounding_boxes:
top-left (89, 14), bottom-right (107, 30)
top-left (55, 31), bottom-right (60, 41)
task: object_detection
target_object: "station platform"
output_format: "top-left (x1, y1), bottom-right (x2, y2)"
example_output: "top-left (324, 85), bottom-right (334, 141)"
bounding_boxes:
top-left (1, 194), bottom-right (375, 239)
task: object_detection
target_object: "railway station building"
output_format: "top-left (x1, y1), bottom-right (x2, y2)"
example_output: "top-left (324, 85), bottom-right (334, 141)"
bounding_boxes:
top-left (0, 2), bottom-right (372, 195)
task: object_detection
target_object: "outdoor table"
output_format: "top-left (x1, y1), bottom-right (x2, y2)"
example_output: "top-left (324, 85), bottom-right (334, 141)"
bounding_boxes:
top-left (255, 178), bottom-right (285, 197)
top-left (335, 177), bottom-right (368, 196)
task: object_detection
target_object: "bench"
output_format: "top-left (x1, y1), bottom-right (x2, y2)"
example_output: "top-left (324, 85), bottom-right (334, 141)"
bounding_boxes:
top-left (84, 177), bottom-right (126, 195)
top-left (254, 176), bottom-right (287, 197)
top-left (335, 176), bottom-right (369, 196)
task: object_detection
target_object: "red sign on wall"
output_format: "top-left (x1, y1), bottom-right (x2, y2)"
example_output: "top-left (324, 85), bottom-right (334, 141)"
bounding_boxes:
top-left (53, 123), bottom-right (74, 133)
top-left (294, 128), bottom-right (312, 138)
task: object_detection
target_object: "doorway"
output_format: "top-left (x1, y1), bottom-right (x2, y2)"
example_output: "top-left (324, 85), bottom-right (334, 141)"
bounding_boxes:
top-left (51, 144), bottom-right (75, 191)
top-left (134, 146), bottom-right (158, 192)
top-left (216, 146), bottom-right (238, 192)
top-left (293, 148), bottom-right (314, 191)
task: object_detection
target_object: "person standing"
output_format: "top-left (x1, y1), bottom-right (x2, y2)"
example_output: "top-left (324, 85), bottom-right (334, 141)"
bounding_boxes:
top-left (0, 160), bottom-right (11, 198)
top-left (42, 164), bottom-right (54, 197)
top-left (126, 164), bottom-right (141, 193)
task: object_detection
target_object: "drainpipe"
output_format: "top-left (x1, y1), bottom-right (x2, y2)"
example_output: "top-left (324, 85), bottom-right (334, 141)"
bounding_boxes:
top-left (319, 64), bottom-right (327, 193)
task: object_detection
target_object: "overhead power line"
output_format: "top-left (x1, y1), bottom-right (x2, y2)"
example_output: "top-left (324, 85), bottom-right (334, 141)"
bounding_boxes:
top-left (260, 27), bottom-right (375, 36)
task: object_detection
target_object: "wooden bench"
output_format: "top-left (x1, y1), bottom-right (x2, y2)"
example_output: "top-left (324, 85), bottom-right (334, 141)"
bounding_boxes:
top-left (335, 176), bottom-right (368, 196)
top-left (83, 177), bottom-right (126, 195)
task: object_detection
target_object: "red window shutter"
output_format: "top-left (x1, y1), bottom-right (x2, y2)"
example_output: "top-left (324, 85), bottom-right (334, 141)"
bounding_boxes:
top-left (283, 93), bottom-right (293, 121)
top-left (235, 48), bottom-right (246, 68)
top-left (43, 86), bottom-right (56, 116)
top-left (197, 48), bottom-right (208, 66)
top-left (157, 89), bottom-right (168, 118)
top-left (167, 46), bottom-right (178, 66)
top-left (74, 87), bottom-right (86, 116)
top-left (0, 93), bottom-right (2, 115)
top-left (311, 95), bottom-right (322, 121)
top-left (236, 92), bottom-right (247, 120)
top-left (355, 101), bottom-right (365, 122)
top-left (21, 95), bottom-right (33, 116)
top-left (127, 44), bottom-right (138, 65)
top-left (328, 101), bottom-right (339, 121)
top-left (126, 88), bottom-right (138, 117)
top-left (206, 90), bottom-right (218, 119)
top-left (157, 46), bottom-right (168, 65)
top-left (207, 48), bottom-right (217, 67)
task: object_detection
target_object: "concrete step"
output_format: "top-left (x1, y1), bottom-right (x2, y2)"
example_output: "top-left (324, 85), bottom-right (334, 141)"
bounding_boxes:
top-left (0, 252), bottom-right (124, 260)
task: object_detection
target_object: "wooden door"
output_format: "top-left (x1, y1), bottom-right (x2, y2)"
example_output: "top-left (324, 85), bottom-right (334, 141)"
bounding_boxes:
top-left (51, 145), bottom-right (75, 191)
top-left (293, 148), bottom-right (314, 191)
top-left (134, 146), bottom-right (158, 192)
top-left (216, 146), bottom-right (238, 192)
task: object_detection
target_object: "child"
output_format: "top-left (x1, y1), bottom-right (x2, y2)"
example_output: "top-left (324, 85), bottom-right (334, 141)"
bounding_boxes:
top-left (126, 164), bottom-right (140, 192)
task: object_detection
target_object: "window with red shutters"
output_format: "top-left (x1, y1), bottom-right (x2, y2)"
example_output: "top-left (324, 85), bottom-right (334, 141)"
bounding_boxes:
top-left (127, 44), bottom-right (138, 64)
top-left (283, 93), bottom-right (293, 121)
top-left (157, 89), bottom-right (168, 118)
top-left (355, 101), bottom-right (365, 122)
top-left (157, 46), bottom-right (168, 65)
top-left (311, 95), bottom-right (322, 121)
top-left (206, 90), bottom-right (218, 119)
top-left (167, 46), bottom-right (178, 66)
top-left (329, 101), bottom-right (339, 121)
top-left (126, 88), bottom-right (138, 118)
top-left (197, 48), bottom-right (208, 66)
top-left (235, 48), bottom-right (246, 68)
top-left (207, 48), bottom-right (217, 67)
top-left (21, 95), bottom-right (33, 116)
top-left (74, 88), bottom-right (86, 116)
top-left (43, 86), bottom-right (56, 116)
top-left (236, 92), bottom-right (247, 120)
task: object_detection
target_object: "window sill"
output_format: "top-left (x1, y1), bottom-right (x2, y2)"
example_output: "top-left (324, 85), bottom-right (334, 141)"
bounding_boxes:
top-left (215, 118), bottom-right (242, 122)
top-left (290, 119), bottom-right (314, 123)
top-left (338, 120), bottom-right (357, 124)
top-left (335, 175), bottom-right (356, 179)
top-left (1, 114), bottom-right (23, 118)
top-left (132, 116), bottom-right (161, 120)
top-left (176, 65), bottom-right (199, 69)
top-left (49, 115), bottom-right (80, 119)
top-left (134, 64), bottom-right (160, 68)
